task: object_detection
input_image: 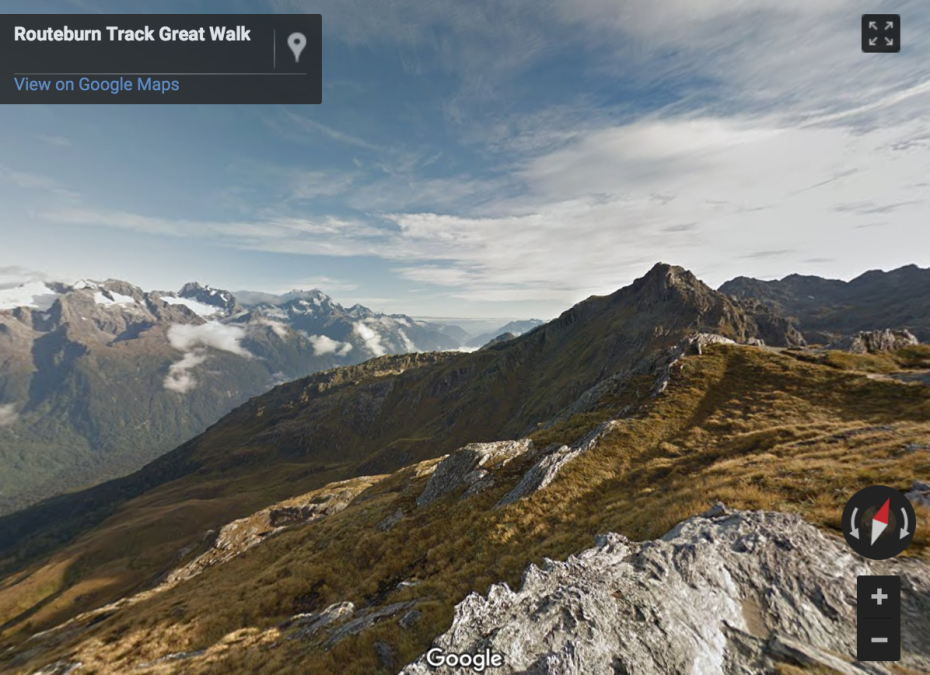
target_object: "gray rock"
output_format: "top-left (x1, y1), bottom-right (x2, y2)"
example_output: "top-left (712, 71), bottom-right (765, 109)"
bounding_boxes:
top-left (375, 641), bottom-right (395, 669)
top-left (325, 601), bottom-right (416, 647)
top-left (417, 440), bottom-right (533, 508)
top-left (29, 662), bottom-right (83, 675)
top-left (836, 329), bottom-right (919, 354)
top-left (285, 601), bottom-right (356, 640)
top-left (399, 508), bottom-right (930, 675)
top-left (653, 333), bottom-right (736, 395)
top-left (906, 481), bottom-right (930, 508)
top-left (399, 609), bottom-right (423, 630)
top-left (168, 482), bottom-right (367, 584)
top-left (497, 422), bottom-right (619, 507)
top-left (903, 442), bottom-right (930, 454)
top-left (377, 507), bottom-right (405, 532)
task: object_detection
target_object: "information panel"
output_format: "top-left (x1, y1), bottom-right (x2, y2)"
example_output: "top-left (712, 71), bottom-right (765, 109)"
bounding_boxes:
top-left (1, 14), bottom-right (322, 104)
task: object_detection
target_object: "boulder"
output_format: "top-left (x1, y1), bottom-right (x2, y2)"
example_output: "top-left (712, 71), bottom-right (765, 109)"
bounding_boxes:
top-left (417, 440), bottom-right (532, 508)
top-left (399, 507), bottom-right (930, 674)
top-left (838, 329), bottom-right (919, 354)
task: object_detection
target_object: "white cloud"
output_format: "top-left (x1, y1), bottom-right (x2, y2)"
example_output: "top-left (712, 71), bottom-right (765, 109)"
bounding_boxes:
top-left (164, 352), bottom-right (209, 394)
top-left (0, 404), bottom-right (18, 427)
top-left (256, 317), bottom-right (289, 338)
top-left (36, 134), bottom-right (72, 148)
top-left (0, 164), bottom-right (80, 199)
top-left (271, 276), bottom-right (359, 294)
top-left (353, 322), bottom-right (387, 357)
top-left (398, 329), bottom-right (418, 353)
top-left (307, 334), bottom-right (352, 357)
top-left (164, 322), bottom-right (252, 394)
top-left (13, 0), bottom-right (930, 317)
top-left (167, 322), bottom-right (251, 357)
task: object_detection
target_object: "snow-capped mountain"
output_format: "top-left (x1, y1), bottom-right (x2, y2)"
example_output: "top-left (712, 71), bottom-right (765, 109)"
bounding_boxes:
top-left (0, 278), bottom-right (463, 516)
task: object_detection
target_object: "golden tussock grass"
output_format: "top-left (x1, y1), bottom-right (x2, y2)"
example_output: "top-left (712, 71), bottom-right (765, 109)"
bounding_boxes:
top-left (4, 345), bottom-right (930, 674)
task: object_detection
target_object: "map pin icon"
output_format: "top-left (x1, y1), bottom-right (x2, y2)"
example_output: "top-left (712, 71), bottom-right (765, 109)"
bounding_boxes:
top-left (288, 32), bottom-right (306, 63)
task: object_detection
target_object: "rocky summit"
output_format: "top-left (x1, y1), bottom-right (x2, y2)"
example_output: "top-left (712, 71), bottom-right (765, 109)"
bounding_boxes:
top-left (0, 263), bottom-right (928, 675)
top-left (401, 506), bottom-right (930, 675)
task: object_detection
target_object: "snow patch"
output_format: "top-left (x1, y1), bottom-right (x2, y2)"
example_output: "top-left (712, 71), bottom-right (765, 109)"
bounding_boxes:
top-left (0, 282), bottom-right (60, 311)
top-left (93, 290), bottom-right (137, 307)
top-left (162, 296), bottom-right (225, 317)
top-left (0, 403), bottom-right (18, 427)
top-left (354, 322), bottom-right (387, 357)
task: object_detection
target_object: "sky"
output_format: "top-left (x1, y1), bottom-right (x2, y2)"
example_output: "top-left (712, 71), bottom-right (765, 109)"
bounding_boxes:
top-left (2, 0), bottom-right (930, 319)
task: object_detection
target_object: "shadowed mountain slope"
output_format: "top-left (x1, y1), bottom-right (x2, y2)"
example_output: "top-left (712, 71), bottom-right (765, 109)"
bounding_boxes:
top-left (720, 264), bottom-right (930, 343)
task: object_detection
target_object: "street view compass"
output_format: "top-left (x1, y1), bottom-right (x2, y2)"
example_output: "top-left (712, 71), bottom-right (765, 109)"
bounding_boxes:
top-left (843, 485), bottom-right (916, 560)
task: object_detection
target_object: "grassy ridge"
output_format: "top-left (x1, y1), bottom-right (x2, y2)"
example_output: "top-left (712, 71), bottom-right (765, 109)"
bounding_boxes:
top-left (4, 344), bottom-right (928, 673)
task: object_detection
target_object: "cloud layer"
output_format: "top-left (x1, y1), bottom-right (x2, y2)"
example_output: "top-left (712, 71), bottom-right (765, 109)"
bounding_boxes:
top-left (164, 323), bottom-right (252, 394)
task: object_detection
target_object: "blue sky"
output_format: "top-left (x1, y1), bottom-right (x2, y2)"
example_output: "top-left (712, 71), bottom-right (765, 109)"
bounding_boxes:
top-left (2, 0), bottom-right (930, 319)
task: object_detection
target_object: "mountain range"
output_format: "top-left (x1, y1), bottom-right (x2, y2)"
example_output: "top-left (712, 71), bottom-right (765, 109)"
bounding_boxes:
top-left (0, 279), bottom-right (475, 515)
top-left (719, 264), bottom-right (930, 343)
top-left (0, 262), bottom-right (927, 674)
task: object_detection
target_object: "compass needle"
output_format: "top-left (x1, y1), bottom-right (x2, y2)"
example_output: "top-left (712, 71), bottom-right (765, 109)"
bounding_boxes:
top-left (843, 486), bottom-right (916, 560)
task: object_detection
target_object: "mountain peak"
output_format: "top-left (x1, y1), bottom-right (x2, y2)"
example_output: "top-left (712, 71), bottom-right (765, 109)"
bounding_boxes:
top-left (625, 262), bottom-right (714, 308)
top-left (177, 282), bottom-right (238, 312)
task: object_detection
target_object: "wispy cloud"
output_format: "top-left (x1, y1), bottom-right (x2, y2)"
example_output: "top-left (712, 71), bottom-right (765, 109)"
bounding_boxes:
top-left (0, 403), bottom-right (18, 427)
top-left (0, 164), bottom-right (79, 199)
top-left (36, 134), bottom-right (72, 148)
top-left (0, 265), bottom-right (49, 289)
top-left (267, 109), bottom-right (383, 151)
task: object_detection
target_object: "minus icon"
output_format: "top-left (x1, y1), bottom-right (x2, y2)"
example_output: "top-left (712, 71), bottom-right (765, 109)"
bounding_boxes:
top-left (871, 637), bottom-right (889, 643)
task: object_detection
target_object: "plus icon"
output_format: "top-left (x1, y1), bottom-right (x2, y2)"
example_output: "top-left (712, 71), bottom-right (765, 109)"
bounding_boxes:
top-left (872, 588), bottom-right (888, 605)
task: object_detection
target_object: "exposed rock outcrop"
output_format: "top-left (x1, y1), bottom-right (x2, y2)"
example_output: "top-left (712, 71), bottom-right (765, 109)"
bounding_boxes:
top-left (652, 333), bottom-right (736, 395)
top-left (836, 329), bottom-right (919, 354)
top-left (497, 422), bottom-right (619, 507)
top-left (416, 440), bottom-right (533, 508)
top-left (168, 479), bottom-right (376, 583)
top-left (400, 506), bottom-right (930, 675)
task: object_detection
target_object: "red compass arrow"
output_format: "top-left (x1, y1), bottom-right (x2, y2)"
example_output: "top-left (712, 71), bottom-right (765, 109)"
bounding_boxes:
top-left (871, 498), bottom-right (890, 545)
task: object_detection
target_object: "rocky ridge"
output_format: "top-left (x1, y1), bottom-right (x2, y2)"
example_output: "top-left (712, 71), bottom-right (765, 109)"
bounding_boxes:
top-left (401, 506), bottom-right (930, 675)
top-left (720, 264), bottom-right (930, 343)
top-left (835, 329), bottom-right (920, 355)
